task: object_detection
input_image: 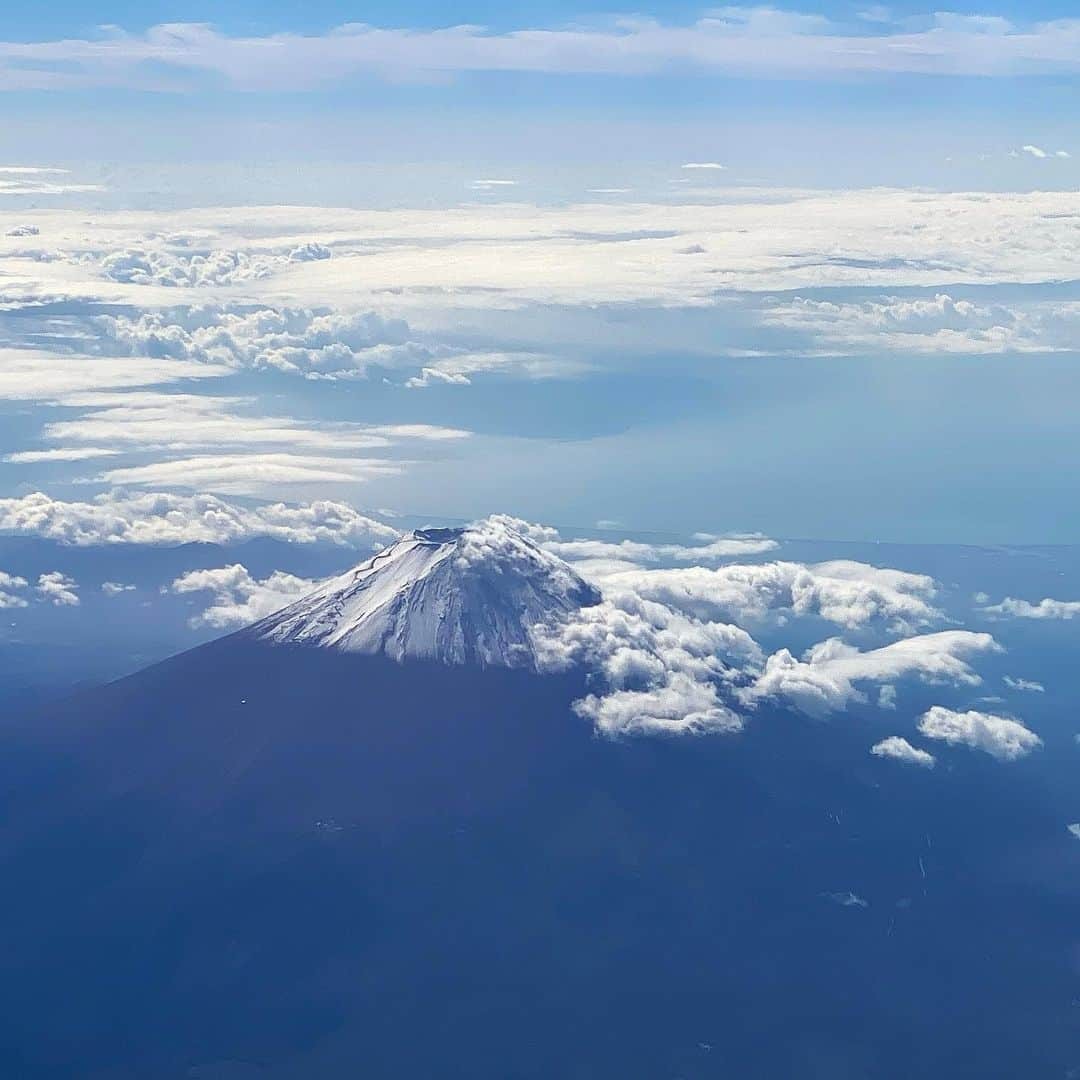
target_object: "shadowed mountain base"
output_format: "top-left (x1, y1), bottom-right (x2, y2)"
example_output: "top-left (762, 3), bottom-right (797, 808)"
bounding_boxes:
top-left (0, 637), bottom-right (1075, 1078)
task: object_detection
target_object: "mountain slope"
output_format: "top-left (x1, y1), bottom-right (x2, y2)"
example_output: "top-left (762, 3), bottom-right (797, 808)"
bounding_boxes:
top-left (250, 522), bottom-right (601, 669)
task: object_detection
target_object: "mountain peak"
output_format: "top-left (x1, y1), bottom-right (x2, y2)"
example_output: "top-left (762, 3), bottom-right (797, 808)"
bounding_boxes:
top-left (249, 518), bottom-right (601, 669)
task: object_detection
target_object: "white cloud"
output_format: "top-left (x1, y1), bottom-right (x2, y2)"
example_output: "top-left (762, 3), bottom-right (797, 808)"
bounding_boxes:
top-left (525, 540), bottom-right (950, 736)
top-left (571, 672), bottom-right (745, 737)
top-left (533, 541), bottom-right (976, 735)
top-left (917, 705), bottom-right (1041, 761)
top-left (1003, 675), bottom-right (1045, 693)
top-left (543, 534), bottom-right (778, 565)
top-left (1021, 144), bottom-right (1048, 159)
top-left (4, 447), bottom-right (121, 463)
top-left (101, 581), bottom-right (136, 595)
top-left (761, 292), bottom-right (1080, 356)
top-left (0, 167), bottom-right (69, 175)
top-left (97, 453), bottom-right (405, 496)
top-left (871, 736), bottom-right (935, 768)
top-left (96, 305), bottom-right (419, 376)
top-left (0, 177), bottom-right (102, 195)
top-left (681, 162), bottom-right (727, 170)
top-left (0, 349), bottom-right (230, 401)
top-left (740, 631), bottom-right (1000, 718)
top-left (9, 193), bottom-right (1080, 325)
top-left (35, 570), bottom-right (79, 606)
top-left (171, 564), bottom-right (318, 628)
top-left (10, 15), bottom-right (1080, 91)
top-left (534, 581), bottom-right (762, 736)
top-left (983, 596), bottom-right (1080, 619)
top-left (878, 684), bottom-right (897, 709)
top-left (587, 559), bottom-right (941, 633)
top-left (38, 392), bottom-right (467, 454)
top-left (99, 247), bottom-right (283, 287)
top-left (89, 304), bottom-right (576, 388)
top-left (0, 490), bottom-right (399, 547)
top-left (6, 191), bottom-right (1080, 321)
top-left (3, 388), bottom-right (469, 499)
top-left (404, 351), bottom-right (581, 387)
top-left (0, 570), bottom-right (29, 608)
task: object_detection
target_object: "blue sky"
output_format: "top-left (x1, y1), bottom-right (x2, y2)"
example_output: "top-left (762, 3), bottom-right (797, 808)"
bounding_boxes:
top-left (10, 1), bottom-right (1080, 35)
top-left (0, 6), bottom-right (1078, 201)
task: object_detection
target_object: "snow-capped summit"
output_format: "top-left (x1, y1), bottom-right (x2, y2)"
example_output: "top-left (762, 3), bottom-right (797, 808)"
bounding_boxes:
top-left (249, 518), bottom-right (601, 669)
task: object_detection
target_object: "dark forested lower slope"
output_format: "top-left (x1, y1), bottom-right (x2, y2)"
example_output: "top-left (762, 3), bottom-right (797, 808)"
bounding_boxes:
top-left (0, 631), bottom-right (1075, 1079)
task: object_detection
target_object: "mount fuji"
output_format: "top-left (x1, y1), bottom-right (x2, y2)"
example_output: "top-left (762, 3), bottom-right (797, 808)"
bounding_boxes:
top-left (0, 521), bottom-right (1075, 1079)
top-left (250, 522), bottom-right (600, 668)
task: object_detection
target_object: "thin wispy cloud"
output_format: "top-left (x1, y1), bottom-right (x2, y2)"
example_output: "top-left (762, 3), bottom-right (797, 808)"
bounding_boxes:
top-left (7, 14), bottom-right (1080, 90)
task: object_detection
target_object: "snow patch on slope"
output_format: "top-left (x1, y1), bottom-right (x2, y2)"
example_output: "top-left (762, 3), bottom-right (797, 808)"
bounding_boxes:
top-left (251, 518), bottom-right (601, 669)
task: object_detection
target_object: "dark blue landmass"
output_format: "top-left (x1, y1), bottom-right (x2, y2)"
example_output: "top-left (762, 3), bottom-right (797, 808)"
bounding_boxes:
top-left (0, 628), bottom-right (1077, 1078)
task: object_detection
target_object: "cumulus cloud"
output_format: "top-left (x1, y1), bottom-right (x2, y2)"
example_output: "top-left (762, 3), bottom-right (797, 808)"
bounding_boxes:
top-left (85, 304), bottom-right (573, 388)
top-left (917, 705), bottom-right (1041, 761)
top-left (532, 545), bottom-right (977, 735)
top-left (762, 293), bottom-right (1080, 356)
top-left (870, 736), bottom-right (935, 768)
top-left (571, 672), bottom-right (745, 737)
top-left (0, 570), bottom-right (29, 608)
top-left (96, 305), bottom-right (419, 376)
top-left (739, 631), bottom-right (999, 718)
top-left (0, 490), bottom-right (399, 547)
top-left (35, 570), bottom-right (79, 606)
top-left (534, 583), bottom-right (760, 736)
top-left (497, 515), bottom-right (970, 734)
top-left (171, 564), bottom-right (318, 628)
top-left (982, 596), bottom-right (1080, 619)
top-left (99, 247), bottom-right (285, 287)
top-left (586, 559), bottom-right (941, 634)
